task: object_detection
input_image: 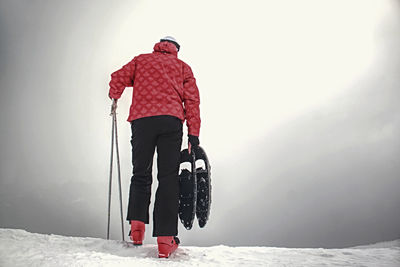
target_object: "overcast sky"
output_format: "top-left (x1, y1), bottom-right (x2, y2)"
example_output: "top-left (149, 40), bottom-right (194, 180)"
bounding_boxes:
top-left (0, 0), bottom-right (399, 248)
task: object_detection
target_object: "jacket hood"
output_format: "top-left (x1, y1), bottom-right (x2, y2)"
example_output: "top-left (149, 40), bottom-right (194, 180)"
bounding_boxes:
top-left (153, 41), bottom-right (178, 57)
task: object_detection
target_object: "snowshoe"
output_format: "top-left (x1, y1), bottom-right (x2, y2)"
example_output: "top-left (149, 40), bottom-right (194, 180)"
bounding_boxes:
top-left (178, 149), bottom-right (197, 230)
top-left (192, 146), bottom-right (211, 228)
top-left (178, 146), bottom-right (211, 229)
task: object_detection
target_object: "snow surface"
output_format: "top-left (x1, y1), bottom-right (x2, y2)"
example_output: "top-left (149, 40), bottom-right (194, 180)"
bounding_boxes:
top-left (0, 229), bottom-right (399, 267)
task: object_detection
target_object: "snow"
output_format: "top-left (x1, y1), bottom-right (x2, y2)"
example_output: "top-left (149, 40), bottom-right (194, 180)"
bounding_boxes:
top-left (0, 228), bottom-right (399, 267)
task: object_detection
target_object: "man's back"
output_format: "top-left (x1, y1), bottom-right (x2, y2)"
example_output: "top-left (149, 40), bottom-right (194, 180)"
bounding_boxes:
top-left (109, 40), bottom-right (200, 136)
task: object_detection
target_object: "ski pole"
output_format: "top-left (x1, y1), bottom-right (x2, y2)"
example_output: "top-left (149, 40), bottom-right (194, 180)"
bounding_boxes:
top-left (107, 100), bottom-right (125, 241)
top-left (113, 110), bottom-right (125, 241)
top-left (107, 107), bottom-right (115, 240)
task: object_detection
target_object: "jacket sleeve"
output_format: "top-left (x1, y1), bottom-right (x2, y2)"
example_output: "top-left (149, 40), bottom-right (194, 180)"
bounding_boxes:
top-left (108, 57), bottom-right (136, 99)
top-left (182, 63), bottom-right (201, 136)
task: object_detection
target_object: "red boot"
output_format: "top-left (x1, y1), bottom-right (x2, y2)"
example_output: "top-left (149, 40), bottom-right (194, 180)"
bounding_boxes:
top-left (130, 220), bottom-right (145, 245)
top-left (157, 236), bottom-right (180, 258)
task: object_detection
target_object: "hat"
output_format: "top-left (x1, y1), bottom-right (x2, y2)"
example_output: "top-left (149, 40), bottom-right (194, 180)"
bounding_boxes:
top-left (160, 36), bottom-right (180, 51)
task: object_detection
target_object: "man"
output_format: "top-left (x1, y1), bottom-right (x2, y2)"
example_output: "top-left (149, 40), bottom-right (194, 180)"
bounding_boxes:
top-left (108, 36), bottom-right (201, 258)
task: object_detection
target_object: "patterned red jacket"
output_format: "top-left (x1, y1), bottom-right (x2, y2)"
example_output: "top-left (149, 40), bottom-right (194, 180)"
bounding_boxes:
top-left (109, 41), bottom-right (201, 136)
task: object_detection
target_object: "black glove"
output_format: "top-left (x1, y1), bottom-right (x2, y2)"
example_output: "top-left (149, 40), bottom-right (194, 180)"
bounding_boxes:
top-left (188, 135), bottom-right (200, 147)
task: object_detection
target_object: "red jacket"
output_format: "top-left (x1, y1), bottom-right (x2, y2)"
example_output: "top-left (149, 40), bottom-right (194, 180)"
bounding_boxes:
top-left (109, 41), bottom-right (201, 136)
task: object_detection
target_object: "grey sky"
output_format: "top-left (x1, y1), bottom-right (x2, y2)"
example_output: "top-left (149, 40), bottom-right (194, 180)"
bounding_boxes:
top-left (0, 0), bottom-right (399, 248)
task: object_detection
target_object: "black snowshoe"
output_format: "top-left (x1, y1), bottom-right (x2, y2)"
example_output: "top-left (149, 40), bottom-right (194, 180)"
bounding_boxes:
top-left (178, 146), bottom-right (211, 230)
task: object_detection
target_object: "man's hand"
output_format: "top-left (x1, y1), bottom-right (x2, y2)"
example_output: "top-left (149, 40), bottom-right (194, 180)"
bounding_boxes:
top-left (110, 99), bottom-right (118, 116)
top-left (188, 135), bottom-right (199, 154)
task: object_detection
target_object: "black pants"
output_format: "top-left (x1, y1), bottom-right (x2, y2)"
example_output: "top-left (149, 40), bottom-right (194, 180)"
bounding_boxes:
top-left (126, 115), bottom-right (183, 236)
